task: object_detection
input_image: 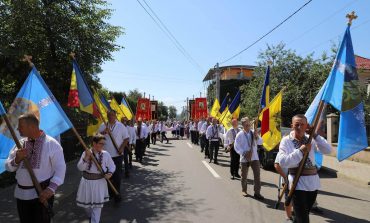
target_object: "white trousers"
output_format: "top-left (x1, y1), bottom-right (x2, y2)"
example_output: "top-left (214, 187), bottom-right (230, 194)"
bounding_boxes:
top-left (85, 207), bottom-right (102, 223)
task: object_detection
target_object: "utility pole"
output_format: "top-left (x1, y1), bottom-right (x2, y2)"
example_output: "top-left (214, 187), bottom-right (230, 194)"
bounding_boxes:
top-left (144, 92), bottom-right (146, 98)
top-left (200, 92), bottom-right (202, 97)
top-left (186, 97), bottom-right (189, 120)
top-left (215, 63), bottom-right (220, 101)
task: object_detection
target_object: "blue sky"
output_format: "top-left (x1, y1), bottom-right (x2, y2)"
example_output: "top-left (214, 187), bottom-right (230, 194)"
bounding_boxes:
top-left (101, 0), bottom-right (370, 112)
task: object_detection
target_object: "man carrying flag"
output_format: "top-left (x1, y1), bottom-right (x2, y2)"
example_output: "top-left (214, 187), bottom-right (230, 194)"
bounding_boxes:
top-left (98, 110), bottom-right (129, 202)
top-left (278, 12), bottom-right (365, 223)
top-left (5, 113), bottom-right (66, 223)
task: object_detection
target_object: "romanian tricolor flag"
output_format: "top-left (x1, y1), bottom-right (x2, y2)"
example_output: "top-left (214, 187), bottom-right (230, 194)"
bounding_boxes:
top-left (260, 65), bottom-right (270, 109)
top-left (259, 90), bottom-right (282, 151)
top-left (67, 60), bottom-right (99, 118)
top-left (120, 96), bottom-right (133, 120)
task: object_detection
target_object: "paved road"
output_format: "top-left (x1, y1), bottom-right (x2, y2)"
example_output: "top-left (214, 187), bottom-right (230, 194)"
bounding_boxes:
top-left (1, 139), bottom-right (370, 222)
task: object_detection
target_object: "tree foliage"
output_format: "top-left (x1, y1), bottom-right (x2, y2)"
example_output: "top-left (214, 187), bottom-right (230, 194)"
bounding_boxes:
top-left (240, 43), bottom-right (335, 126)
top-left (0, 0), bottom-right (123, 108)
top-left (168, 106), bottom-right (177, 119)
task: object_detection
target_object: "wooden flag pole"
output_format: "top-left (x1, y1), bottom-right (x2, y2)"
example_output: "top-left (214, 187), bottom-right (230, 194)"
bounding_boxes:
top-left (71, 127), bottom-right (119, 195)
top-left (69, 53), bottom-right (121, 155)
top-left (284, 100), bottom-right (326, 206)
top-left (0, 114), bottom-right (53, 215)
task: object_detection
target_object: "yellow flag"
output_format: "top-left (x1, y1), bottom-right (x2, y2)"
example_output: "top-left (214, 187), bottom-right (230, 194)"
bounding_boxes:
top-left (221, 108), bottom-right (233, 130)
top-left (110, 97), bottom-right (125, 121)
top-left (87, 119), bottom-right (103, 136)
top-left (86, 91), bottom-right (109, 136)
top-left (119, 97), bottom-right (133, 120)
top-left (210, 99), bottom-right (221, 118)
top-left (259, 90), bottom-right (282, 151)
top-left (93, 91), bottom-right (108, 121)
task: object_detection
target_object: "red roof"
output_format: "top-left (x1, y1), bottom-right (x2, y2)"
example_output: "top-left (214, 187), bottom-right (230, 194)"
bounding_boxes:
top-left (355, 55), bottom-right (370, 70)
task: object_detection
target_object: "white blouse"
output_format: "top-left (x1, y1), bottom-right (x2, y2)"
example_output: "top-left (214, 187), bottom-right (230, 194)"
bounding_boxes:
top-left (77, 150), bottom-right (116, 174)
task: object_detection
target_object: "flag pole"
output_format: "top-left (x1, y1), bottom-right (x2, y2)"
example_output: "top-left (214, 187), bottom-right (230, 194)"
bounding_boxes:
top-left (0, 114), bottom-right (54, 215)
top-left (284, 100), bottom-right (326, 207)
top-left (71, 127), bottom-right (120, 195)
top-left (69, 53), bottom-right (121, 155)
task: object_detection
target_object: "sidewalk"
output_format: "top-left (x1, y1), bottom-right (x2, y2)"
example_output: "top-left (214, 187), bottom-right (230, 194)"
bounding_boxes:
top-left (322, 155), bottom-right (370, 186)
top-left (0, 160), bottom-right (80, 222)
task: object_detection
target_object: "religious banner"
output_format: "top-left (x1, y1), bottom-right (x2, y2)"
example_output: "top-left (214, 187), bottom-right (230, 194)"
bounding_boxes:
top-left (194, 97), bottom-right (208, 119)
top-left (189, 99), bottom-right (195, 120)
top-left (150, 100), bottom-right (158, 120)
top-left (136, 98), bottom-right (151, 121)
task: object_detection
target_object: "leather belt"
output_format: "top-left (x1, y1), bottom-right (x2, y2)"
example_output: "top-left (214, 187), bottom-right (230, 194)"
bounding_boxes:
top-left (18, 178), bottom-right (51, 190)
top-left (289, 167), bottom-right (317, 176)
top-left (82, 171), bottom-right (104, 180)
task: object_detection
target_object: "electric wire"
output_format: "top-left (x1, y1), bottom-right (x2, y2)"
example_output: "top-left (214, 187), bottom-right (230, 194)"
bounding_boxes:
top-left (220, 0), bottom-right (313, 65)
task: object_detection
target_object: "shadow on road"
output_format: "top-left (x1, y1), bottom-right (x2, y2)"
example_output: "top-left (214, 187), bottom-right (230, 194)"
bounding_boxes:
top-left (313, 206), bottom-right (370, 223)
top-left (53, 152), bottom-right (203, 223)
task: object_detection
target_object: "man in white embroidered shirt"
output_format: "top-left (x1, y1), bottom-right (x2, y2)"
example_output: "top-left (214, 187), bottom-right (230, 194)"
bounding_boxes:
top-left (5, 113), bottom-right (66, 223)
top-left (277, 114), bottom-right (331, 223)
top-left (98, 110), bottom-right (129, 203)
top-left (234, 116), bottom-right (264, 200)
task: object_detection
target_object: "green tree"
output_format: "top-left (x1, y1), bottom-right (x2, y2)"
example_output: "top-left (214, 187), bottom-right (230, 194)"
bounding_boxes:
top-left (168, 106), bottom-right (177, 119)
top-left (125, 89), bottom-right (143, 114)
top-left (157, 101), bottom-right (168, 121)
top-left (240, 43), bottom-right (334, 126)
top-left (0, 0), bottom-right (123, 108)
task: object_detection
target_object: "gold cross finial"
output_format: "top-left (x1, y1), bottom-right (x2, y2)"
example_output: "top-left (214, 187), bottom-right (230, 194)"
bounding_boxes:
top-left (22, 55), bottom-right (33, 67)
top-left (346, 11), bottom-right (357, 26)
top-left (69, 52), bottom-right (76, 59)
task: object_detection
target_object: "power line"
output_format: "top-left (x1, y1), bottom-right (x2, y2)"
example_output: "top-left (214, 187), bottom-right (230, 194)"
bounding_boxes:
top-left (300, 18), bottom-right (370, 56)
top-left (220, 0), bottom-right (313, 65)
top-left (136, 0), bottom-right (204, 74)
top-left (142, 0), bottom-right (204, 74)
top-left (286, 0), bottom-right (358, 47)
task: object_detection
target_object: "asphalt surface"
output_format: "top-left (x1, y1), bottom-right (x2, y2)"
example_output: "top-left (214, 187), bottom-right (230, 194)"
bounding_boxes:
top-left (1, 139), bottom-right (370, 222)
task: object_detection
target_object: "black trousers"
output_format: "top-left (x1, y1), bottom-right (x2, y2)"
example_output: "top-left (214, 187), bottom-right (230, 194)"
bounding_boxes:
top-left (230, 147), bottom-right (240, 176)
top-left (200, 134), bottom-right (206, 152)
top-left (123, 147), bottom-right (130, 174)
top-left (209, 140), bottom-right (219, 161)
top-left (17, 197), bottom-right (54, 223)
top-left (194, 131), bottom-right (199, 144)
top-left (161, 132), bottom-right (168, 142)
top-left (293, 190), bottom-right (318, 223)
top-left (151, 132), bottom-right (157, 145)
top-left (146, 135), bottom-right (150, 148)
top-left (135, 139), bottom-right (145, 162)
top-left (109, 155), bottom-right (123, 197)
top-left (190, 130), bottom-right (194, 143)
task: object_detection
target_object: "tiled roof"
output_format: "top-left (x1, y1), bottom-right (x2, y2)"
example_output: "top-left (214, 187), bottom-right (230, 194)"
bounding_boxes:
top-left (355, 55), bottom-right (370, 70)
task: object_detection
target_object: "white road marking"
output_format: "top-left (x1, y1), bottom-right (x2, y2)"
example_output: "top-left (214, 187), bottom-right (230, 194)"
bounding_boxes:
top-left (186, 142), bottom-right (193, 148)
top-left (202, 161), bottom-right (221, 179)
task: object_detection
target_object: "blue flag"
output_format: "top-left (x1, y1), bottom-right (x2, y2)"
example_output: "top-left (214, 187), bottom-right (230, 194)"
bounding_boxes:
top-left (0, 67), bottom-right (73, 173)
top-left (99, 93), bottom-right (112, 111)
top-left (306, 26), bottom-right (367, 161)
top-left (0, 101), bottom-right (5, 116)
